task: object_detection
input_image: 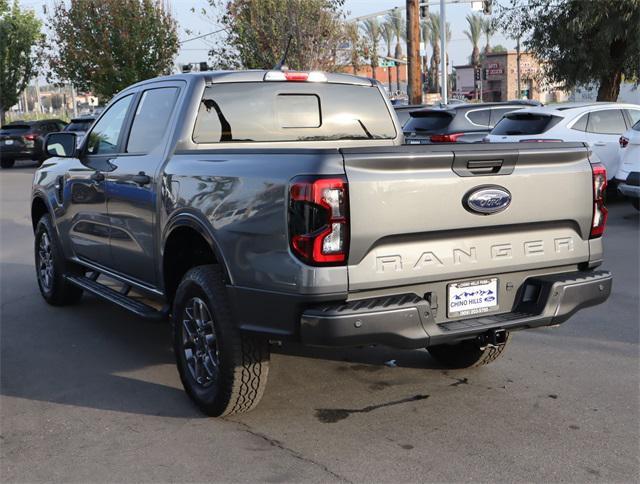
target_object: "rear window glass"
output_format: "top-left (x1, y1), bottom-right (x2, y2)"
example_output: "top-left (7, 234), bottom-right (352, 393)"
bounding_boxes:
top-left (491, 114), bottom-right (557, 135)
top-left (404, 111), bottom-right (453, 132)
top-left (65, 120), bottom-right (94, 132)
top-left (0, 124), bottom-right (30, 131)
top-left (193, 83), bottom-right (395, 143)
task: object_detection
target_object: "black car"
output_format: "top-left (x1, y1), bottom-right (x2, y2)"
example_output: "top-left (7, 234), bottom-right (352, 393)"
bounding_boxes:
top-left (0, 119), bottom-right (68, 168)
top-left (63, 116), bottom-right (96, 141)
top-left (403, 101), bottom-right (540, 144)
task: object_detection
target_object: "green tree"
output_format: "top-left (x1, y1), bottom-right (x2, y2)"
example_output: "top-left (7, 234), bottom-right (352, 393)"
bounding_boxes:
top-left (499, 0), bottom-right (640, 101)
top-left (361, 18), bottom-right (381, 79)
top-left (0, 1), bottom-right (41, 125)
top-left (491, 44), bottom-right (507, 53)
top-left (47, 0), bottom-right (179, 103)
top-left (210, 0), bottom-right (346, 71)
top-left (464, 13), bottom-right (483, 67)
top-left (381, 22), bottom-right (394, 90)
top-left (386, 8), bottom-right (405, 91)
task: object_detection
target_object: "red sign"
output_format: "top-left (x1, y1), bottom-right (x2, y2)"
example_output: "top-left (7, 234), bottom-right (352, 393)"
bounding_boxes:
top-left (488, 68), bottom-right (503, 75)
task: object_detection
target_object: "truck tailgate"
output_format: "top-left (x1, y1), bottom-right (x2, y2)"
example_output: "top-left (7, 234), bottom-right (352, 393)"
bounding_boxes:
top-left (341, 143), bottom-right (594, 292)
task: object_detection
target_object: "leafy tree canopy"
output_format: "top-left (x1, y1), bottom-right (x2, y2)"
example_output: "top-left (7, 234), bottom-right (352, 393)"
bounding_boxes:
top-left (209, 0), bottom-right (347, 71)
top-left (498, 0), bottom-right (640, 101)
top-left (0, 0), bottom-right (42, 124)
top-left (47, 0), bottom-right (179, 102)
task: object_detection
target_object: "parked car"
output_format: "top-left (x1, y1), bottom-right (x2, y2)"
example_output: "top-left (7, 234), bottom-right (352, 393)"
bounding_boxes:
top-left (403, 101), bottom-right (537, 144)
top-left (32, 70), bottom-right (611, 416)
top-left (394, 104), bottom-right (429, 127)
top-left (63, 116), bottom-right (96, 147)
top-left (615, 119), bottom-right (640, 210)
top-left (486, 102), bottom-right (640, 180)
top-left (0, 119), bottom-right (67, 168)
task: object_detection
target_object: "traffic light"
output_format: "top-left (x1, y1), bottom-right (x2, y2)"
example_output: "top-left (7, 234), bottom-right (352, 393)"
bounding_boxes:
top-left (482, 0), bottom-right (493, 15)
top-left (420, 5), bottom-right (428, 18)
top-left (474, 68), bottom-right (481, 81)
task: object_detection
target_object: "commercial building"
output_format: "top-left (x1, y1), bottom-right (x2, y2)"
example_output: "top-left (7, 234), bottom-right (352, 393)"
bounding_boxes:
top-left (455, 51), bottom-right (567, 103)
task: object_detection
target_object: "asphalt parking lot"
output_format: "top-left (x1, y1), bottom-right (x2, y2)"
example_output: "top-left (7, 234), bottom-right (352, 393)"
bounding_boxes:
top-left (1, 162), bottom-right (639, 483)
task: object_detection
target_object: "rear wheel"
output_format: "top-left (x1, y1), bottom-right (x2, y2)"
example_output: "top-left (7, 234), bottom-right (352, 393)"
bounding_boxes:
top-left (172, 265), bottom-right (270, 416)
top-left (427, 332), bottom-right (511, 369)
top-left (34, 214), bottom-right (84, 305)
top-left (1, 158), bottom-right (15, 169)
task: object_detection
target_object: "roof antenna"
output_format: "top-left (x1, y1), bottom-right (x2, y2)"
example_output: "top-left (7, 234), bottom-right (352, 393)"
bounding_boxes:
top-left (273, 35), bottom-right (293, 71)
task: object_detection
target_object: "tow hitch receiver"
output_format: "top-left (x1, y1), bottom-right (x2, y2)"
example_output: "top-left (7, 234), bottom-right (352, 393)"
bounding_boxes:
top-left (477, 328), bottom-right (507, 348)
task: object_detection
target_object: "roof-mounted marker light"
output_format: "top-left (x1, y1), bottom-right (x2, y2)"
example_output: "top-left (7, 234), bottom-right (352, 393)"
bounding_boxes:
top-left (264, 71), bottom-right (327, 82)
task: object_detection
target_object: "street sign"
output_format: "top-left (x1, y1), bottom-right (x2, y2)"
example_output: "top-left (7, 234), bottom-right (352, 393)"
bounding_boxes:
top-left (380, 60), bottom-right (396, 68)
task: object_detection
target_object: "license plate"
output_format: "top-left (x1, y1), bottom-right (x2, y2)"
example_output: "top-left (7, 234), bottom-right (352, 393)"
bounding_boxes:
top-left (4, 140), bottom-right (13, 145)
top-left (447, 278), bottom-right (498, 317)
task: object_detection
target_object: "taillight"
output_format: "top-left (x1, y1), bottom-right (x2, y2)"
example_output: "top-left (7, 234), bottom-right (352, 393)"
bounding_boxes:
top-left (288, 176), bottom-right (348, 265)
top-left (590, 163), bottom-right (608, 238)
top-left (619, 136), bottom-right (629, 148)
top-left (430, 133), bottom-right (464, 142)
top-left (23, 134), bottom-right (36, 141)
top-left (264, 71), bottom-right (327, 82)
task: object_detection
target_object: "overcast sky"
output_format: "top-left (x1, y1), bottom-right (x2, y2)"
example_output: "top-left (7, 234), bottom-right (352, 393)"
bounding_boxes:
top-left (22, 0), bottom-right (516, 73)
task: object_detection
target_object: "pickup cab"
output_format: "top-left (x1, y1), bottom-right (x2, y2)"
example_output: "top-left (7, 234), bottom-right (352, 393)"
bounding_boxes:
top-left (32, 70), bottom-right (612, 416)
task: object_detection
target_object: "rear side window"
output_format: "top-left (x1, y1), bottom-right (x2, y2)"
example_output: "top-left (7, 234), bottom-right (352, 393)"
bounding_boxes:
top-left (404, 111), bottom-right (453, 132)
top-left (193, 83), bottom-right (395, 143)
top-left (571, 114), bottom-right (588, 132)
top-left (127, 87), bottom-right (179, 153)
top-left (491, 113), bottom-right (558, 135)
top-left (633, 120), bottom-right (640, 132)
top-left (466, 109), bottom-right (490, 126)
top-left (586, 109), bottom-right (626, 135)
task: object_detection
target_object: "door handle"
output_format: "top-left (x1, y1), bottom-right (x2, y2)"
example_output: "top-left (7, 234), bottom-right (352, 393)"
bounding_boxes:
top-left (593, 141), bottom-right (607, 147)
top-left (90, 171), bottom-right (105, 182)
top-left (132, 171), bottom-right (151, 186)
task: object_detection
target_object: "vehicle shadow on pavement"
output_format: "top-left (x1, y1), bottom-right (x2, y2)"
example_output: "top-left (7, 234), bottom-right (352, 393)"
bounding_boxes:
top-left (0, 269), bottom-right (203, 418)
top-left (273, 342), bottom-right (444, 370)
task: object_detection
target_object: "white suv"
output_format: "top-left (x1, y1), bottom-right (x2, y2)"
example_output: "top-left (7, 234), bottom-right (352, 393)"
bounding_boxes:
top-left (486, 102), bottom-right (640, 180)
top-left (616, 120), bottom-right (640, 211)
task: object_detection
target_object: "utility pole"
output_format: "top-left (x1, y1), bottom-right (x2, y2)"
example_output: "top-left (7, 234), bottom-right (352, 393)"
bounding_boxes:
top-left (516, 35), bottom-right (521, 99)
top-left (407, 0), bottom-right (421, 104)
top-left (440, 0), bottom-right (447, 104)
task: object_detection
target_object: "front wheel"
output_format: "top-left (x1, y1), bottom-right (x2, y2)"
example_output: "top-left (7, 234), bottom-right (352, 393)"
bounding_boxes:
top-left (427, 332), bottom-right (511, 369)
top-left (1, 158), bottom-right (15, 169)
top-left (34, 214), bottom-right (83, 305)
top-left (172, 265), bottom-right (270, 416)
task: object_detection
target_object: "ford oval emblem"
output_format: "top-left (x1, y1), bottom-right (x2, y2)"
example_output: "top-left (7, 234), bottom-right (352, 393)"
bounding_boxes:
top-left (464, 186), bottom-right (512, 215)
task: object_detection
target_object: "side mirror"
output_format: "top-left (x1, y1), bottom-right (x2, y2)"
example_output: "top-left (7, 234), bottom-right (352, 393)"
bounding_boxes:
top-left (45, 132), bottom-right (77, 158)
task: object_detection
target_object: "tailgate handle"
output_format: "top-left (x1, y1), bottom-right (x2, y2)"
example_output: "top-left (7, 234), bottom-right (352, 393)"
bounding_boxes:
top-left (467, 159), bottom-right (503, 174)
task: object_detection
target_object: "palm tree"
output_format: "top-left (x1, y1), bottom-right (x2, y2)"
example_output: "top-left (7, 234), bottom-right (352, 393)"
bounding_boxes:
top-left (381, 22), bottom-right (394, 90)
top-left (429, 12), bottom-right (440, 94)
top-left (464, 13), bottom-right (483, 67)
top-left (345, 23), bottom-right (361, 75)
top-left (361, 18), bottom-right (381, 80)
top-left (420, 19), bottom-right (430, 90)
top-left (386, 8), bottom-right (406, 91)
top-left (482, 17), bottom-right (496, 55)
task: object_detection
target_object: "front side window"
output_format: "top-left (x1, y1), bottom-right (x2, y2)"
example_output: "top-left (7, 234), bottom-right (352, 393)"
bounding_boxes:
top-left (586, 109), bottom-right (627, 135)
top-left (193, 83), bottom-right (396, 143)
top-left (127, 87), bottom-right (179, 153)
top-left (86, 95), bottom-right (133, 155)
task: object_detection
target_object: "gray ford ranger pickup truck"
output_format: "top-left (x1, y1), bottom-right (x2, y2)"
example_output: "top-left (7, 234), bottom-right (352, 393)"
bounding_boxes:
top-left (32, 70), bottom-right (612, 416)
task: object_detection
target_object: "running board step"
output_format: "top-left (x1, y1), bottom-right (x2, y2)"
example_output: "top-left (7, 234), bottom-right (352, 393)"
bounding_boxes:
top-left (65, 275), bottom-right (168, 320)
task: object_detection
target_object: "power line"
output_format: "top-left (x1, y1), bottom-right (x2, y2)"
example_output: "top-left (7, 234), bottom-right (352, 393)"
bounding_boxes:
top-left (179, 27), bottom-right (227, 44)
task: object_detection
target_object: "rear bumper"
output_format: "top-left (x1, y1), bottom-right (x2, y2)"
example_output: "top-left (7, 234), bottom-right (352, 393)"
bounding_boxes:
top-left (0, 147), bottom-right (36, 159)
top-left (617, 182), bottom-right (640, 199)
top-left (300, 270), bottom-right (612, 349)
